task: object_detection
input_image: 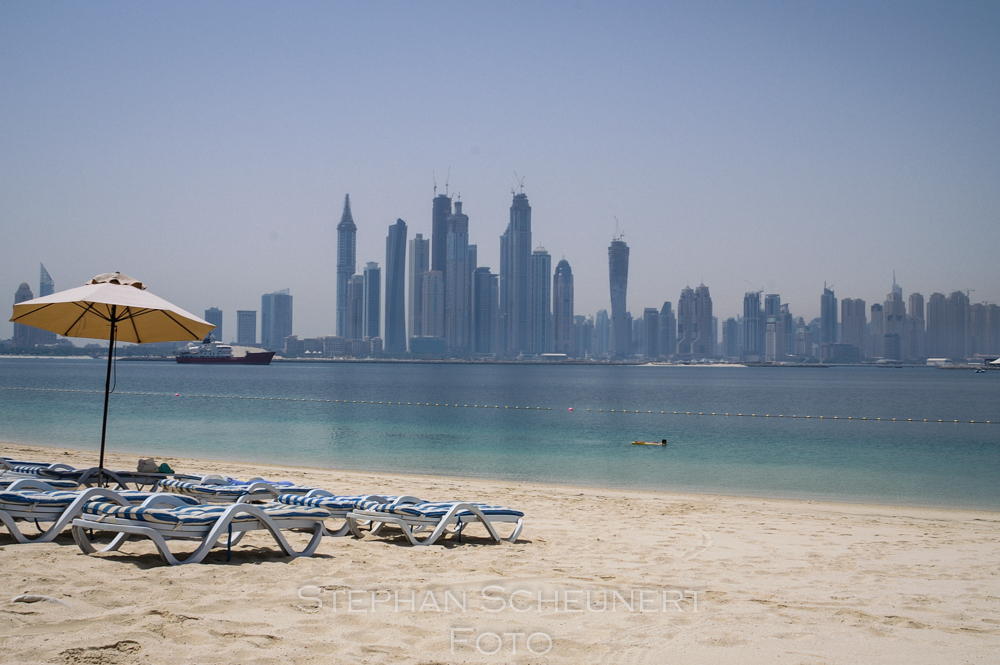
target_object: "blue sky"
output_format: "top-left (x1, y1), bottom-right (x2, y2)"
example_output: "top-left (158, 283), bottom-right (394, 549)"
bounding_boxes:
top-left (3, 2), bottom-right (998, 340)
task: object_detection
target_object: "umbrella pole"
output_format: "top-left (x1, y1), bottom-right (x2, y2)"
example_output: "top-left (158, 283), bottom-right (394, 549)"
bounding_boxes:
top-left (98, 307), bottom-right (117, 488)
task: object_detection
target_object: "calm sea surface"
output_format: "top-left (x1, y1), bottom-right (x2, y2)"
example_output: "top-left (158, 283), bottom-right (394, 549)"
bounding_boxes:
top-left (1, 358), bottom-right (998, 509)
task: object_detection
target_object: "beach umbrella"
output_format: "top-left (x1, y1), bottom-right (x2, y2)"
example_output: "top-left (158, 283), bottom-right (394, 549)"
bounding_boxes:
top-left (9, 272), bottom-right (215, 482)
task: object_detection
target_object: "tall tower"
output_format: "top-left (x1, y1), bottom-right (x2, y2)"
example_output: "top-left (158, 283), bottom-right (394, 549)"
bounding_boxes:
top-left (676, 287), bottom-right (695, 357)
top-left (363, 262), bottom-right (381, 340)
top-left (421, 271), bottom-right (445, 339)
top-left (35, 264), bottom-right (57, 344)
top-left (408, 233), bottom-right (430, 344)
top-left (346, 274), bottom-right (365, 340)
top-left (883, 279), bottom-right (907, 361)
top-left (841, 298), bottom-right (867, 355)
top-left (741, 291), bottom-right (763, 360)
top-left (907, 292), bottom-right (925, 359)
top-left (499, 191), bottom-right (532, 356)
top-left (431, 191), bottom-right (452, 276)
top-left (39, 264), bottom-right (54, 297)
top-left (926, 293), bottom-right (948, 357)
top-left (820, 284), bottom-right (838, 345)
top-left (552, 259), bottom-right (574, 355)
top-left (659, 302), bottom-right (676, 359)
top-left (643, 308), bottom-right (660, 359)
top-left (204, 307), bottom-right (223, 340)
top-left (946, 291), bottom-right (970, 360)
top-left (445, 201), bottom-right (470, 354)
top-left (692, 284), bottom-right (713, 357)
top-left (261, 289), bottom-right (292, 351)
top-left (13, 283), bottom-right (35, 348)
top-left (608, 234), bottom-right (629, 357)
top-left (336, 195), bottom-right (357, 338)
top-left (472, 267), bottom-right (498, 355)
top-left (384, 219), bottom-right (407, 353)
top-left (530, 247), bottom-right (552, 355)
top-left (236, 310), bottom-right (257, 345)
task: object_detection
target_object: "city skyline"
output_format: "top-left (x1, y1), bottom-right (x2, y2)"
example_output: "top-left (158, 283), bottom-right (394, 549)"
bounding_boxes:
top-left (2, 4), bottom-right (998, 340)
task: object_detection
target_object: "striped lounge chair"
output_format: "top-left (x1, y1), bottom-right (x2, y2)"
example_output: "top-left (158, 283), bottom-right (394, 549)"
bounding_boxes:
top-left (0, 482), bottom-right (198, 544)
top-left (71, 496), bottom-right (330, 565)
top-left (1, 462), bottom-right (166, 491)
top-left (346, 500), bottom-right (524, 546)
top-left (276, 490), bottom-right (426, 536)
top-left (156, 478), bottom-right (318, 504)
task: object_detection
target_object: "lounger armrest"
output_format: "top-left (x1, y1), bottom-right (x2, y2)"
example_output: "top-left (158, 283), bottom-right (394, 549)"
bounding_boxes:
top-left (4, 479), bottom-right (59, 492)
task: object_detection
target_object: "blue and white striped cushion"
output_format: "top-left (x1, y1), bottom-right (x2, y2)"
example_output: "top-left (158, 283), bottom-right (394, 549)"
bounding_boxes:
top-left (0, 490), bottom-right (199, 508)
top-left (278, 494), bottom-right (389, 510)
top-left (160, 479), bottom-right (316, 498)
top-left (355, 501), bottom-right (524, 518)
top-left (81, 501), bottom-right (329, 526)
top-left (0, 478), bottom-right (79, 490)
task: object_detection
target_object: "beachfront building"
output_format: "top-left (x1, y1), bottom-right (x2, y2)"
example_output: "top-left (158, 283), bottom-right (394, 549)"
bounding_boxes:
top-left (499, 192), bottom-right (532, 356)
top-left (741, 291), bottom-right (763, 361)
top-left (383, 219), bottom-right (407, 354)
top-left (472, 267), bottom-right (498, 355)
top-left (820, 285), bottom-right (837, 345)
top-left (595, 309), bottom-right (610, 357)
top-left (336, 194), bottom-right (357, 338)
top-left (408, 233), bottom-right (430, 348)
top-left (907, 292), bottom-right (925, 359)
top-left (431, 191), bottom-right (452, 278)
top-left (445, 201), bottom-right (470, 354)
top-left (345, 274), bottom-right (365, 341)
top-left (643, 308), bottom-right (660, 359)
top-left (552, 259), bottom-right (574, 355)
top-left (841, 298), bottom-right (867, 357)
top-left (236, 310), bottom-right (256, 345)
top-left (363, 262), bottom-right (381, 340)
top-left (33, 264), bottom-right (57, 345)
top-left (530, 246), bottom-right (552, 355)
top-left (204, 307), bottom-right (222, 340)
top-left (12, 283), bottom-right (35, 348)
top-left (261, 289), bottom-right (292, 351)
top-left (608, 235), bottom-right (629, 357)
top-left (659, 302), bottom-right (676, 359)
top-left (421, 270), bottom-right (445, 340)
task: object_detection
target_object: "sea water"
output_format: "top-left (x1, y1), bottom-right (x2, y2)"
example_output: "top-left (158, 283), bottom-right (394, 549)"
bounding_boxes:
top-left (1, 358), bottom-right (997, 509)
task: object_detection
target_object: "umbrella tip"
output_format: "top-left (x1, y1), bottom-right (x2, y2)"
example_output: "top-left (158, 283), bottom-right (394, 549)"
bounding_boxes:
top-left (87, 272), bottom-right (146, 290)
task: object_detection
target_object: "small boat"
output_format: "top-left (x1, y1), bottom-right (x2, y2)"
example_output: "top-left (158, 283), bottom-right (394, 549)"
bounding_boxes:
top-left (631, 440), bottom-right (668, 446)
top-left (975, 368), bottom-right (986, 373)
top-left (175, 335), bottom-right (276, 365)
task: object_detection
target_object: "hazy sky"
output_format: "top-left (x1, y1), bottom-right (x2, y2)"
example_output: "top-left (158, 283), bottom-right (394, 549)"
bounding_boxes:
top-left (3, 2), bottom-right (998, 341)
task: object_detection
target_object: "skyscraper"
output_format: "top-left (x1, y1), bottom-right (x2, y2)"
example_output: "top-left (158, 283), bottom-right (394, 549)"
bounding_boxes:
top-left (552, 259), bottom-right (574, 355)
top-left (421, 270), bottom-right (445, 339)
top-left (722, 317), bottom-right (739, 358)
top-left (499, 192), bottom-right (532, 356)
top-left (346, 274), bottom-right (365, 340)
top-left (869, 303), bottom-right (884, 358)
top-left (643, 308), bottom-right (660, 359)
top-left (13, 283), bottom-right (35, 348)
top-left (946, 291), bottom-right (970, 360)
top-left (692, 285), bottom-right (714, 358)
top-left (39, 264), bottom-right (54, 297)
top-left (363, 262), bottom-right (381, 340)
top-left (336, 194), bottom-right (357, 338)
top-left (236, 310), bottom-right (256, 345)
top-left (408, 233), bottom-right (430, 345)
top-left (907, 293), bottom-right (925, 359)
top-left (261, 289), bottom-right (292, 351)
top-left (820, 285), bottom-right (838, 345)
top-left (472, 267), bottom-right (498, 355)
top-left (676, 286), bottom-right (695, 357)
top-left (384, 219), bottom-right (407, 353)
top-left (659, 302), bottom-right (676, 359)
top-left (204, 307), bottom-right (223, 340)
top-left (445, 201), bottom-right (470, 354)
top-left (741, 292), bottom-right (763, 360)
top-left (35, 264), bottom-right (57, 344)
top-left (431, 192), bottom-right (452, 276)
top-left (530, 247), bottom-right (552, 355)
top-left (764, 294), bottom-right (782, 362)
top-left (608, 235), bottom-right (629, 357)
top-left (841, 299), bottom-right (867, 356)
top-left (926, 293), bottom-right (948, 357)
top-left (595, 309), bottom-right (610, 357)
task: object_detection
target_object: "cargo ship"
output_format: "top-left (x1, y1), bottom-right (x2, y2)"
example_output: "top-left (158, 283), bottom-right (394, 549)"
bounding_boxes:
top-left (175, 336), bottom-right (275, 365)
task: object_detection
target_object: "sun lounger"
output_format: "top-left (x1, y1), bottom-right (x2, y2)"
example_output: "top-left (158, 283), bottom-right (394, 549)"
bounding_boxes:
top-left (71, 496), bottom-right (330, 565)
top-left (0, 482), bottom-right (198, 544)
top-left (1, 462), bottom-right (167, 490)
top-left (346, 500), bottom-right (524, 546)
top-left (275, 490), bottom-right (425, 536)
top-left (156, 478), bottom-right (318, 504)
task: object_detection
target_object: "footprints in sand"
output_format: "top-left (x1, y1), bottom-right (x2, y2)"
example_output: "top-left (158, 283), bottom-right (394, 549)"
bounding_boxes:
top-left (60, 640), bottom-right (140, 664)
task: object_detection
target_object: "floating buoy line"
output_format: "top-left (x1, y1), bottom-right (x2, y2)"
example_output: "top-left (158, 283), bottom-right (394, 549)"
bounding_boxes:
top-left (0, 386), bottom-right (994, 424)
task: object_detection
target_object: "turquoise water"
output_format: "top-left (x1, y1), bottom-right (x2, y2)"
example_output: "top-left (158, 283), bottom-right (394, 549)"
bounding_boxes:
top-left (1, 358), bottom-right (998, 509)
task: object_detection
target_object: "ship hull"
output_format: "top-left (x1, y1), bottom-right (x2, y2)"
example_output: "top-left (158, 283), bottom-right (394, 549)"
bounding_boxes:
top-left (176, 352), bottom-right (275, 365)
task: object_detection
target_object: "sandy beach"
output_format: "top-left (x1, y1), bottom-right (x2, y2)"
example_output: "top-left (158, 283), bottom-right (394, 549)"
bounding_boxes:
top-left (1, 442), bottom-right (998, 664)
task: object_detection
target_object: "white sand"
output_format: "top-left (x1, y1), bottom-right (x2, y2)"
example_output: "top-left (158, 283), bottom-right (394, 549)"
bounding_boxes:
top-left (2, 442), bottom-right (999, 664)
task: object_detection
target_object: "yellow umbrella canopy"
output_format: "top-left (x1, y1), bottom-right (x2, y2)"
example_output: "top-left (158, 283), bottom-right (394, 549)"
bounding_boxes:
top-left (10, 272), bottom-right (214, 344)
top-left (9, 272), bottom-right (214, 482)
